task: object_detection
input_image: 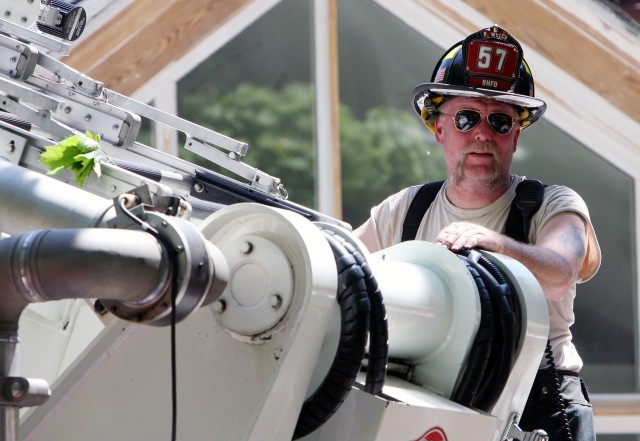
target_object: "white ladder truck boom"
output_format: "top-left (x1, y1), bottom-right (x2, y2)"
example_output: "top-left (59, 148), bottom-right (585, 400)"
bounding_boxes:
top-left (0, 2), bottom-right (550, 440)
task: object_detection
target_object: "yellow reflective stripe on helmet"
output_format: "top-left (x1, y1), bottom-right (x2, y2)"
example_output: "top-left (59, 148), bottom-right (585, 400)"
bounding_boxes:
top-left (420, 94), bottom-right (445, 134)
top-left (519, 107), bottom-right (531, 128)
top-left (442, 44), bottom-right (462, 61)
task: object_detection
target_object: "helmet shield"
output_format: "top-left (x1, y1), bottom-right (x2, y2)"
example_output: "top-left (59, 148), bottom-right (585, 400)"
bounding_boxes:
top-left (412, 25), bottom-right (546, 132)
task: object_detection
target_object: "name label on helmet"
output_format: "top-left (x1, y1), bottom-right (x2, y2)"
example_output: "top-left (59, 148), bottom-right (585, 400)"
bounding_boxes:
top-left (465, 40), bottom-right (520, 91)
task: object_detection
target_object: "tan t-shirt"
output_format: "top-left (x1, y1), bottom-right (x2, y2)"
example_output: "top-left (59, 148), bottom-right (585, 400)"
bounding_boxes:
top-left (369, 175), bottom-right (601, 371)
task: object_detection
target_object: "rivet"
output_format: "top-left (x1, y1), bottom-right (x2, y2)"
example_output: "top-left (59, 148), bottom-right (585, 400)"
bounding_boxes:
top-left (269, 294), bottom-right (282, 309)
top-left (240, 241), bottom-right (253, 254)
top-left (213, 300), bottom-right (226, 313)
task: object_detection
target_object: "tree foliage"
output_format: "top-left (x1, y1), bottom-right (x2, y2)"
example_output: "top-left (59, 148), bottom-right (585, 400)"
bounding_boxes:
top-left (178, 82), bottom-right (445, 226)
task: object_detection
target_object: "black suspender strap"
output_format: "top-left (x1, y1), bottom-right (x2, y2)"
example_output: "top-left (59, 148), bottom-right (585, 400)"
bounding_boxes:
top-left (504, 180), bottom-right (546, 244)
top-left (401, 180), bottom-right (444, 242)
top-left (401, 179), bottom-right (546, 244)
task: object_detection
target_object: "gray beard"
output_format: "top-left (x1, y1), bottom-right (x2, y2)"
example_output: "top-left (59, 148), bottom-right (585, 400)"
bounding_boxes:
top-left (451, 142), bottom-right (505, 190)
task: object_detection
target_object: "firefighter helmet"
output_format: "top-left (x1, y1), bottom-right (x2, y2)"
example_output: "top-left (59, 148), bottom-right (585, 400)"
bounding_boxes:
top-left (412, 25), bottom-right (546, 132)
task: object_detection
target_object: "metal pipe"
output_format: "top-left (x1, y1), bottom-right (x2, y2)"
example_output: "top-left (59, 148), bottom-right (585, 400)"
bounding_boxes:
top-left (0, 159), bottom-right (116, 234)
top-left (0, 324), bottom-right (18, 441)
top-left (0, 228), bottom-right (171, 323)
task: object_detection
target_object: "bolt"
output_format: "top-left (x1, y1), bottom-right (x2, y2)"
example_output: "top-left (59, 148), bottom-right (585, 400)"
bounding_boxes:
top-left (84, 114), bottom-right (92, 121)
top-left (212, 299), bottom-right (226, 313)
top-left (63, 106), bottom-right (71, 113)
top-left (161, 220), bottom-right (168, 227)
top-left (6, 140), bottom-right (15, 153)
top-left (21, 16), bottom-right (27, 23)
top-left (4, 11), bottom-right (11, 18)
top-left (7, 379), bottom-right (26, 400)
top-left (240, 241), bottom-right (253, 254)
top-left (175, 244), bottom-right (184, 253)
top-left (112, 124), bottom-right (119, 130)
top-left (269, 294), bottom-right (282, 309)
top-left (193, 182), bottom-right (205, 193)
top-left (109, 185), bottom-right (117, 192)
top-left (541, 387), bottom-right (548, 395)
top-left (94, 299), bottom-right (107, 315)
top-left (10, 57), bottom-right (16, 63)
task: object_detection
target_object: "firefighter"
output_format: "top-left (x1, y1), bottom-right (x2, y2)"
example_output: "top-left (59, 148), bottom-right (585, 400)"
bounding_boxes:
top-left (355, 25), bottom-right (601, 441)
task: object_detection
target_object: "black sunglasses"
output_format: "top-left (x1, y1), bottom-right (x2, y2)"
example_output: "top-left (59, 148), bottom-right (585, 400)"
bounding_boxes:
top-left (438, 109), bottom-right (517, 135)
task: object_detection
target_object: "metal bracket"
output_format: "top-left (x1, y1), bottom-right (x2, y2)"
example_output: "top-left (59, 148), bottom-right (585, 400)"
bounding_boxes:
top-left (185, 136), bottom-right (284, 196)
top-left (0, 18), bottom-right (70, 55)
top-left (0, 376), bottom-right (50, 408)
top-left (0, 128), bottom-right (26, 164)
top-left (502, 414), bottom-right (549, 441)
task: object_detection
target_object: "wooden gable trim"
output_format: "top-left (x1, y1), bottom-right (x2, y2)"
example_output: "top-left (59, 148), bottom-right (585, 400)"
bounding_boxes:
top-left (418, 0), bottom-right (640, 123)
top-left (64, 0), bottom-right (253, 95)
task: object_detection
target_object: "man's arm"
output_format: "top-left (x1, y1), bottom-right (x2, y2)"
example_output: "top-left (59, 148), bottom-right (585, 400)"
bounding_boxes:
top-left (434, 212), bottom-right (587, 302)
top-left (353, 218), bottom-right (381, 253)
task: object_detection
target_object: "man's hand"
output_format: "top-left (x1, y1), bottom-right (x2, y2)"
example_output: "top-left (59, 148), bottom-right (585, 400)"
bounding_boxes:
top-left (435, 214), bottom-right (587, 301)
top-left (434, 222), bottom-right (505, 252)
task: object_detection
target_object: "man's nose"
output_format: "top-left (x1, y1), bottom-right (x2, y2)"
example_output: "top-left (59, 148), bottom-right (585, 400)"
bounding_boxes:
top-left (473, 118), bottom-right (494, 141)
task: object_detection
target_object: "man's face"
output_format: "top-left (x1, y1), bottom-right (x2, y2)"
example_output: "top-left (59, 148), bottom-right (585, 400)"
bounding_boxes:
top-left (434, 97), bottom-right (520, 189)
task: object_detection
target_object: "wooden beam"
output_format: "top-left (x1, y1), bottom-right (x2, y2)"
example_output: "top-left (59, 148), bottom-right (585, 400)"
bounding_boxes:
top-left (64, 0), bottom-right (252, 95)
top-left (328, 0), bottom-right (342, 218)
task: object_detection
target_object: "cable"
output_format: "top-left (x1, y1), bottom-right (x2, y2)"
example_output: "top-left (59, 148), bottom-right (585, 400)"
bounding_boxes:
top-left (170, 259), bottom-right (178, 441)
top-left (117, 196), bottom-right (159, 236)
top-left (116, 195), bottom-right (178, 441)
top-left (544, 341), bottom-right (573, 441)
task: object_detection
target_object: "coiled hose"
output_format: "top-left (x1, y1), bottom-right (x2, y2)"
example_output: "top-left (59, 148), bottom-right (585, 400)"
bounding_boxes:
top-left (292, 229), bottom-right (389, 439)
top-left (453, 250), bottom-right (518, 411)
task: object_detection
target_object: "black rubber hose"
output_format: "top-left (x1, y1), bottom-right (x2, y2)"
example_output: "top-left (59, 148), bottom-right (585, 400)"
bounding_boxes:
top-left (475, 282), bottom-right (517, 410)
top-left (320, 228), bottom-right (389, 396)
top-left (465, 253), bottom-right (517, 411)
top-left (452, 261), bottom-right (494, 407)
top-left (357, 253), bottom-right (388, 396)
top-left (473, 253), bottom-right (522, 345)
top-left (292, 232), bottom-right (371, 440)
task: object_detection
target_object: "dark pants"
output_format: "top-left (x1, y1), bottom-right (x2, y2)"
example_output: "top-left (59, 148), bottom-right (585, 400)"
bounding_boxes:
top-left (519, 369), bottom-right (595, 441)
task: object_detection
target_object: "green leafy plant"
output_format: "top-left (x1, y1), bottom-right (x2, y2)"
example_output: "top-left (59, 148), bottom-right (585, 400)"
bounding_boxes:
top-left (40, 131), bottom-right (108, 186)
